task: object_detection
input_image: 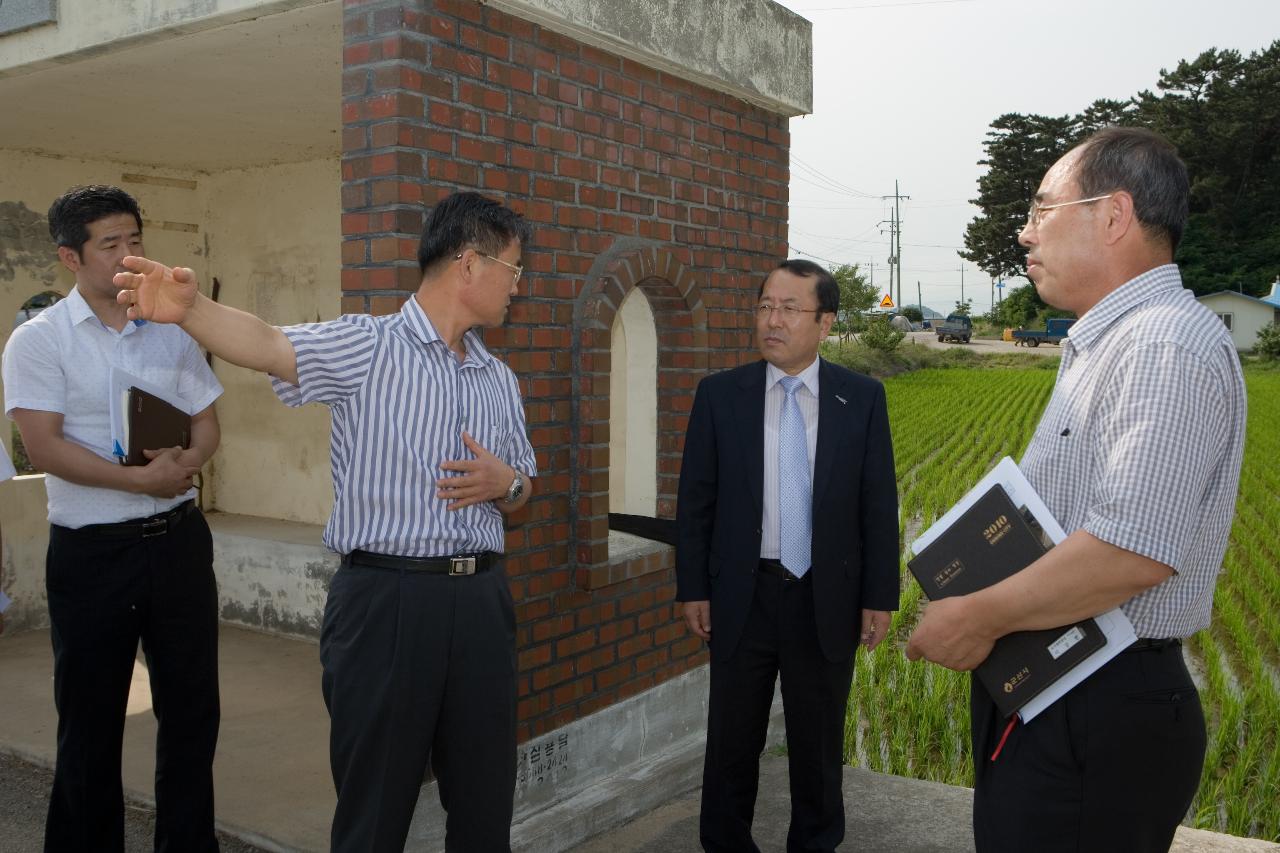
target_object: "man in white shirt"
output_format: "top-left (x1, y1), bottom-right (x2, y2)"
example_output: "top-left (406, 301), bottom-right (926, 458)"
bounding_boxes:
top-left (2, 185), bottom-right (223, 853)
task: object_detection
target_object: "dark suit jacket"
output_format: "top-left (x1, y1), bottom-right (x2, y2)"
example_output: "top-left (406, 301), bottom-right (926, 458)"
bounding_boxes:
top-left (675, 358), bottom-right (900, 662)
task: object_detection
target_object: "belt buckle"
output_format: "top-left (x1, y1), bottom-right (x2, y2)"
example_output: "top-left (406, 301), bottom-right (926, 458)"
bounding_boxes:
top-left (141, 518), bottom-right (168, 538)
top-left (449, 556), bottom-right (476, 576)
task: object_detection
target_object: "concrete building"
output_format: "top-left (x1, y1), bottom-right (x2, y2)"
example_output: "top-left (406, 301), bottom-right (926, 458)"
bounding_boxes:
top-left (0, 0), bottom-right (810, 845)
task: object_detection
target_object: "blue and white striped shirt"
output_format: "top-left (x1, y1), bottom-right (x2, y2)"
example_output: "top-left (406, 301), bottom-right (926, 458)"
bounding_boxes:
top-left (271, 296), bottom-right (537, 557)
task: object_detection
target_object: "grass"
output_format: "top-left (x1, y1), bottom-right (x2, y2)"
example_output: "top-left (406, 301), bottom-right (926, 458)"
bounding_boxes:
top-left (840, 362), bottom-right (1280, 842)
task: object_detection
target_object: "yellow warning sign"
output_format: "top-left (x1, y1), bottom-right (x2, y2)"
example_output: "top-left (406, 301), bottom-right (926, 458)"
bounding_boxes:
top-left (878, 294), bottom-right (895, 309)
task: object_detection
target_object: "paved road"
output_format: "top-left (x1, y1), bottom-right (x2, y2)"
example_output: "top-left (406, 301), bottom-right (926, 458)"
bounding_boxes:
top-left (904, 330), bottom-right (1062, 355)
top-left (0, 751), bottom-right (268, 853)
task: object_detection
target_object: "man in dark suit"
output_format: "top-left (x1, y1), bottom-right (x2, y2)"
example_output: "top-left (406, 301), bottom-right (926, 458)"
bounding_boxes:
top-left (676, 259), bottom-right (900, 853)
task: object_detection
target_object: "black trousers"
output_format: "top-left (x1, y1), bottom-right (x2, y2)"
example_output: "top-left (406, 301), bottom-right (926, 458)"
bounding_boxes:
top-left (701, 569), bottom-right (856, 853)
top-left (322, 557), bottom-right (517, 853)
top-left (971, 642), bottom-right (1205, 853)
top-left (44, 505), bottom-right (220, 853)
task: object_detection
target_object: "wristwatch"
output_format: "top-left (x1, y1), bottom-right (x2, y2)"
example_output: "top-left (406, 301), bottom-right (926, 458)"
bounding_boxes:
top-left (503, 469), bottom-right (525, 504)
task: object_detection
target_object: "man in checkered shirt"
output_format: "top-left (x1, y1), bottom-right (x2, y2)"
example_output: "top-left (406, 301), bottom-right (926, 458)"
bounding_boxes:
top-left (907, 127), bottom-right (1246, 852)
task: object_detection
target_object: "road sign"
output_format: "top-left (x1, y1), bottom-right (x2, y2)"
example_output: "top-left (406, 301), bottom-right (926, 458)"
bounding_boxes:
top-left (879, 294), bottom-right (895, 309)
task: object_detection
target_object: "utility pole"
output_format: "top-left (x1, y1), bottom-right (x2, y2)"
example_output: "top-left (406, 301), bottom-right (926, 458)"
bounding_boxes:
top-left (881, 181), bottom-right (909, 310)
top-left (958, 264), bottom-right (965, 309)
top-left (917, 280), bottom-right (922, 317)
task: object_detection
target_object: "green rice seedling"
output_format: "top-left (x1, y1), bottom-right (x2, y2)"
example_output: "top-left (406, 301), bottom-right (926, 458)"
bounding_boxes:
top-left (847, 365), bottom-right (1280, 842)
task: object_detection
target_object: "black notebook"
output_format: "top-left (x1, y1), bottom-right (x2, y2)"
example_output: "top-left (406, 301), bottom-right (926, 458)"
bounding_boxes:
top-left (907, 483), bottom-right (1105, 717)
top-left (121, 386), bottom-right (192, 467)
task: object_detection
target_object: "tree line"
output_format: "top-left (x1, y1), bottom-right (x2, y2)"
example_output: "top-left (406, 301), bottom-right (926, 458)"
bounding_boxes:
top-left (963, 41), bottom-right (1280, 327)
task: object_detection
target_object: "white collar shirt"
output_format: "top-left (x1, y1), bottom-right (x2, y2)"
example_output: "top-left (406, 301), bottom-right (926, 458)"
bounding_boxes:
top-left (2, 287), bottom-right (222, 527)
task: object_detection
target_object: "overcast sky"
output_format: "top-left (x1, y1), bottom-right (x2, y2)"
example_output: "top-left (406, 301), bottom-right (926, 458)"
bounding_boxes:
top-left (770, 0), bottom-right (1280, 314)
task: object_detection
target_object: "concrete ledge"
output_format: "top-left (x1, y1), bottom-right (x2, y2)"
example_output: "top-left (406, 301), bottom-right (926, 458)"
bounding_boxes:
top-left (0, 0), bottom-right (330, 78)
top-left (570, 755), bottom-right (1280, 853)
top-left (207, 511), bottom-right (335, 641)
top-left (407, 663), bottom-right (785, 852)
top-left (486, 0), bottom-right (812, 115)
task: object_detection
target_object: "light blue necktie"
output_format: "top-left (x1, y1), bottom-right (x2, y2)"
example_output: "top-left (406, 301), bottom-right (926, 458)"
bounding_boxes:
top-left (778, 376), bottom-right (811, 578)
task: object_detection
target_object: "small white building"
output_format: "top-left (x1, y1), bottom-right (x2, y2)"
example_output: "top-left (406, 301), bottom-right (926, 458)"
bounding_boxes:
top-left (1197, 279), bottom-right (1280, 352)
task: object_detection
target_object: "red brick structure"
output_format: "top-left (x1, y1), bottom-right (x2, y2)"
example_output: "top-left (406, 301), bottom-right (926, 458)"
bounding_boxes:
top-left (340, 0), bottom-right (793, 740)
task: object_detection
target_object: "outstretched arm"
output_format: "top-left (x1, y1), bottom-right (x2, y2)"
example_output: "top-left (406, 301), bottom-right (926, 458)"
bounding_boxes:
top-left (115, 256), bottom-right (299, 385)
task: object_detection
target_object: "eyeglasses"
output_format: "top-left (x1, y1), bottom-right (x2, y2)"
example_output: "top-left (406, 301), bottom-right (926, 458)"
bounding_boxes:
top-left (455, 251), bottom-right (523, 285)
top-left (755, 303), bottom-right (820, 320)
top-left (1025, 193), bottom-right (1114, 228)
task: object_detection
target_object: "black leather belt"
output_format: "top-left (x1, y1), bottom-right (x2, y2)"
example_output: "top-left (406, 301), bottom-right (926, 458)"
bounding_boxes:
top-left (344, 549), bottom-right (498, 576)
top-left (66, 500), bottom-right (196, 539)
top-left (757, 558), bottom-right (810, 582)
top-left (1125, 637), bottom-right (1182, 653)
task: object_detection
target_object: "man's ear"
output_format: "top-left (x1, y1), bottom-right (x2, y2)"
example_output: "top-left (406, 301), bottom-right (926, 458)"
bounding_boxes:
top-left (1103, 191), bottom-right (1138, 246)
top-left (57, 246), bottom-right (82, 273)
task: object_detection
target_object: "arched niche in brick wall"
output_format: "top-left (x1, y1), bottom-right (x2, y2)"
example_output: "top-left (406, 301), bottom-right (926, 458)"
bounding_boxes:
top-left (609, 287), bottom-right (657, 518)
top-left (572, 243), bottom-right (707, 588)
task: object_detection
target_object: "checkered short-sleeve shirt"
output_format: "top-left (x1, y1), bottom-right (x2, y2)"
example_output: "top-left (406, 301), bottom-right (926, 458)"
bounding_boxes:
top-left (1020, 265), bottom-right (1246, 638)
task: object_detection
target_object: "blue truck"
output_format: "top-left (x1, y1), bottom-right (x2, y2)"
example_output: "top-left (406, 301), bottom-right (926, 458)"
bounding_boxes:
top-left (934, 313), bottom-right (973, 343)
top-left (1013, 317), bottom-right (1076, 347)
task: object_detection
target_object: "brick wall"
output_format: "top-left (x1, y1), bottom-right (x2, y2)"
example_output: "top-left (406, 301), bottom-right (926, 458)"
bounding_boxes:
top-left (341, 0), bottom-right (791, 739)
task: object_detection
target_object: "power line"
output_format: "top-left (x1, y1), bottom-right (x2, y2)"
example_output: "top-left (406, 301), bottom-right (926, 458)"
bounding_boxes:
top-left (789, 155), bottom-right (879, 198)
top-left (790, 173), bottom-right (883, 199)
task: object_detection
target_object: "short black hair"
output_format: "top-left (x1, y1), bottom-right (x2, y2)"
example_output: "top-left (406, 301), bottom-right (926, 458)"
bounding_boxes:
top-left (48, 185), bottom-right (143, 256)
top-left (1073, 127), bottom-right (1189, 253)
top-left (759, 258), bottom-right (840, 319)
top-left (416, 191), bottom-right (532, 274)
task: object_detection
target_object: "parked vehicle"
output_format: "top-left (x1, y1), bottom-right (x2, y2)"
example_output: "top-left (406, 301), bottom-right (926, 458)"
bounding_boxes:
top-left (13, 290), bottom-right (63, 330)
top-left (1013, 317), bottom-right (1076, 347)
top-left (935, 313), bottom-right (973, 343)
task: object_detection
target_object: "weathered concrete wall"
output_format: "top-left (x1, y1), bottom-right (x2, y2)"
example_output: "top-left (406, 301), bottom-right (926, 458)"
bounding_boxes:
top-left (207, 512), bottom-right (335, 638)
top-left (202, 158), bottom-right (340, 526)
top-left (483, 0), bottom-right (811, 115)
top-left (0, 475), bottom-right (50, 633)
top-left (0, 151), bottom-right (208, 342)
top-left (0, 0), bottom-right (330, 76)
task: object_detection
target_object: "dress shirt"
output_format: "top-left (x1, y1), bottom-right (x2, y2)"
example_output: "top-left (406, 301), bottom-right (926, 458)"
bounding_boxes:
top-left (271, 296), bottom-right (537, 557)
top-left (2, 287), bottom-right (222, 527)
top-left (760, 357), bottom-right (820, 560)
top-left (1020, 265), bottom-right (1246, 637)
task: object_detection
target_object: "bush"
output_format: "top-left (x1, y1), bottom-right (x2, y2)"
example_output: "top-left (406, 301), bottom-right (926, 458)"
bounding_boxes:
top-left (1256, 322), bottom-right (1280, 361)
top-left (858, 314), bottom-right (906, 352)
top-left (821, 338), bottom-right (1060, 379)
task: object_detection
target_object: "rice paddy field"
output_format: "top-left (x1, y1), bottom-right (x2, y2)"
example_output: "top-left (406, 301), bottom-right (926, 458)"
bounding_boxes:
top-left (845, 363), bottom-right (1280, 843)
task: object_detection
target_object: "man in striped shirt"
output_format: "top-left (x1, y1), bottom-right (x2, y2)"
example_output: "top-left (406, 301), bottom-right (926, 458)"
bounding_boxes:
top-left (907, 128), bottom-right (1246, 852)
top-left (115, 192), bottom-right (538, 853)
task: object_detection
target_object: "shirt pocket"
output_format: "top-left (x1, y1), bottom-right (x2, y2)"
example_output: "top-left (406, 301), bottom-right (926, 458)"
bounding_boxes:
top-left (465, 418), bottom-right (514, 464)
